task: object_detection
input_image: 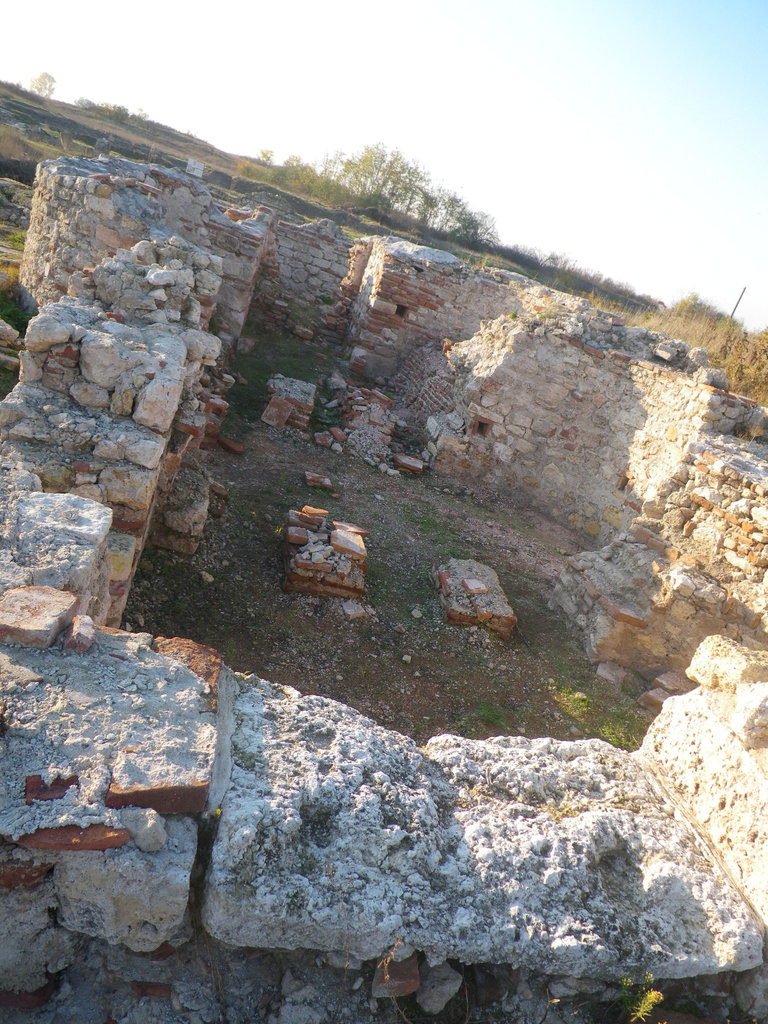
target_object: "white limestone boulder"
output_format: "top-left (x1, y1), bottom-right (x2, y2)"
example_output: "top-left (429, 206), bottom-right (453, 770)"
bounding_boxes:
top-left (203, 677), bottom-right (762, 980)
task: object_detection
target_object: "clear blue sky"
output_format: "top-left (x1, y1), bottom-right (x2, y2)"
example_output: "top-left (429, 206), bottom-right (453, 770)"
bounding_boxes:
top-left (4, 0), bottom-right (768, 329)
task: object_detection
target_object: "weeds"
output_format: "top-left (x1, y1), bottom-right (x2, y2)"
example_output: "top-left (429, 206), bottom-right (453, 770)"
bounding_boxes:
top-left (619, 973), bottom-right (664, 1022)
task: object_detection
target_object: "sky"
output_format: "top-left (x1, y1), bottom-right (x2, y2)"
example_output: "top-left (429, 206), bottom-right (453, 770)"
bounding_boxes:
top-left (3, 0), bottom-right (768, 329)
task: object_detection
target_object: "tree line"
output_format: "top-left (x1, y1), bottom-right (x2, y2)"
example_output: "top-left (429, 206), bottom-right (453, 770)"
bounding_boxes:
top-left (238, 143), bottom-right (499, 248)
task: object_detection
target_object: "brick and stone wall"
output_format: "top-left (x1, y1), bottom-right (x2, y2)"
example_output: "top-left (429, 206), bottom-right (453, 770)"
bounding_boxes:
top-left (342, 236), bottom-right (581, 379)
top-left (19, 156), bottom-right (270, 351)
top-left (247, 217), bottom-right (352, 342)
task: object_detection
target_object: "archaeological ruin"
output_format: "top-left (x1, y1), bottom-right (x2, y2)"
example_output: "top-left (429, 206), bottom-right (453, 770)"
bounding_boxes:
top-left (1, 153), bottom-right (767, 1022)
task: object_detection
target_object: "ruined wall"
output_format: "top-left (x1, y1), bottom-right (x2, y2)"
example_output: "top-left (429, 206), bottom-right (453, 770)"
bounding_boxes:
top-left (344, 237), bottom-right (540, 378)
top-left (247, 217), bottom-right (352, 342)
top-left (433, 315), bottom-right (757, 541)
top-left (0, 293), bottom-right (222, 625)
top-left (19, 156), bottom-right (270, 350)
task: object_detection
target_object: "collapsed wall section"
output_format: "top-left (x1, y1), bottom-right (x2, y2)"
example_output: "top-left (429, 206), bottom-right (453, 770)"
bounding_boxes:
top-left (434, 316), bottom-right (755, 540)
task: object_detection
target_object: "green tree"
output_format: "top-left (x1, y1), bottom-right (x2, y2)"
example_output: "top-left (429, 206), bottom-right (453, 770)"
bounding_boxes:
top-left (29, 72), bottom-right (56, 98)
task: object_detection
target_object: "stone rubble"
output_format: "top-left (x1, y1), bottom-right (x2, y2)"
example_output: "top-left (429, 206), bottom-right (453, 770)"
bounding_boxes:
top-left (432, 557), bottom-right (517, 638)
top-left (262, 373), bottom-right (316, 431)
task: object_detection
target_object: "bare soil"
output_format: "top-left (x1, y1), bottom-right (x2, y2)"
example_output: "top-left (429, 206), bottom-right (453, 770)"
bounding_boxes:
top-left (126, 336), bottom-right (650, 750)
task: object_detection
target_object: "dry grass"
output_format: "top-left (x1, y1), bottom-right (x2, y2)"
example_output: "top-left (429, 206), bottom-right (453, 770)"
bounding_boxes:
top-left (611, 294), bottom-right (768, 405)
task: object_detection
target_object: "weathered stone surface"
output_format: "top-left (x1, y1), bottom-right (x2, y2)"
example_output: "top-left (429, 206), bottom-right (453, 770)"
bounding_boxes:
top-left (53, 816), bottom-right (196, 951)
top-left (0, 586), bottom-right (79, 648)
top-left (0, 630), bottom-right (216, 843)
top-left (642, 642), bottom-right (768, 927)
top-left (203, 678), bottom-right (762, 979)
top-left (0, 874), bottom-right (80, 993)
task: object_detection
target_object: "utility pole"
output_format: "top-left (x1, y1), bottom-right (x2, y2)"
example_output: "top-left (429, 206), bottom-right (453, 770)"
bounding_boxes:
top-left (730, 286), bottom-right (746, 320)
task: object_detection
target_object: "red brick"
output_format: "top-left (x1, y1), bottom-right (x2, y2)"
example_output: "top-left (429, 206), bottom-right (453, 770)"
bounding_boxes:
top-left (305, 471), bottom-right (333, 490)
top-left (218, 436), bottom-right (245, 454)
top-left (598, 597), bottom-right (648, 628)
top-left (314, 431), bottom-right (333, 448)
top-left (151, 636), bottom-right (221, 708)
top-left (106, 780), bottom-right (209, 814)
top-left (329, 427), bottom-right (347, 443)
top-left (393, 454), bottom-right (424, 474)
top-left (0, 979), bottom-right (57, 1009)
top-left (25, 775), bottom-right (78, 804)
top-left (287, 526), bottom-right (309, 546)
top-left (331, 529), bottom-right (367, 561)
top-left (372, 953), bottom-right (420, 998)
top-left (130, 981), bottom-right (172, 999)
top-left (0, 862), bottom-right (53, 891)
top-left (261, 395), bottom-right (292, 429)
top-left (14, 824), bottom-right (130, 851)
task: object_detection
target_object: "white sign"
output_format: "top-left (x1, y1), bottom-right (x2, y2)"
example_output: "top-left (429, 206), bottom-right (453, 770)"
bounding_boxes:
top-left (186, 158), bottom-right (204, 179)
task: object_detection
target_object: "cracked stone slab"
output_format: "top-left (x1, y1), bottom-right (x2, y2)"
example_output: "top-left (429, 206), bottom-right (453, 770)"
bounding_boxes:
top-left (203, 677), bottom-right (762, 981)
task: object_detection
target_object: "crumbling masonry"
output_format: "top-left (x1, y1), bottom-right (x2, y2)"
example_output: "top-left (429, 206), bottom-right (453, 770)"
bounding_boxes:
top-left (1, 155), bottom-right (768, 1020)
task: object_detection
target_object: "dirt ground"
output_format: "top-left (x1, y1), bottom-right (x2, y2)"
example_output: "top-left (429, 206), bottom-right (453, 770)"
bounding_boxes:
top-left (126, 338), bottom-right (651, 750)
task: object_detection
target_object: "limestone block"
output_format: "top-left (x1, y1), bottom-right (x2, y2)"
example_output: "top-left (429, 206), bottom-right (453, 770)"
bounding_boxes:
top-left (53, 816), bottom-right (196, 951)
top-left (0, 873), bottom-right (80, 992)
top-left (642, 685), bottom-right (768, 926)
top-left (132, 373), bottom-right (184, 434)
top-left (203, 679), bottom-right (762, 980)
top-left (24, 315), bottom-right (71, 353)
top-left (687, 634), bottom-right (768, 691)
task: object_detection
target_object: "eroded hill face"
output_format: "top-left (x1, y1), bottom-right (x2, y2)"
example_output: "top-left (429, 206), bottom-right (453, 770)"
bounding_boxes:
top-left (0, 154), bottom-right (767, 1022)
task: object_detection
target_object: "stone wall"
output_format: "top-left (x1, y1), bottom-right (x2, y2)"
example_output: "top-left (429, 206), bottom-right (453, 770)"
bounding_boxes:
top-left (247, 217), bottom-right (352, 343)
top-left (19, 156), bottom-right (270, 351)
top-left (433, 315), bottom-right (757, 541)
top-left (342, 236), bottom-right (580, 379)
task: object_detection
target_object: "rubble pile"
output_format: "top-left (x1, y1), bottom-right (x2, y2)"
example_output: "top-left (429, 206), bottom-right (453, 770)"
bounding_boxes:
top-left (431, 558), bottom-right (517, 638)
top-left (261, 373), bottom-right (316, 432)
top-left (341, 385), bottom-right (396, 462)
top-left (283, 505), bottom-right (368, 599)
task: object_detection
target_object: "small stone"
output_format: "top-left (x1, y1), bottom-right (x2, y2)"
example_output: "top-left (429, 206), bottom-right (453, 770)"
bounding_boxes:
top-left (402, 654), bottom-right (412, 664)
top-left (201, 571), bottom-right (214, 584)
top-left (411, 608), bottom-right (423, 619)
top-left (305, 471), bottom-right (333, 490)
top-left (416, 961), bottom-right (463, 1014)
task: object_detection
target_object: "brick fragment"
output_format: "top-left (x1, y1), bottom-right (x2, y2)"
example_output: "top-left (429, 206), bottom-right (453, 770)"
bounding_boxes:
top-left (372, 952), bottom-right (420, 998)
top-left (0, 980), bottom-right (57, 1009)
top-left (304, 471), bottom-right (333, 490)
top-left (25, 774), bottom-right (79, 804)
top-left (14, 824), bottom-right (130, 851)
top-left (0, 862), bottom-right (53, 891)
top-left (218, 436), bottom-right (245, 454)
top-left (287, 526), bottom-right (309, 545)
top-left (61, 614), bottom-right (96, 653)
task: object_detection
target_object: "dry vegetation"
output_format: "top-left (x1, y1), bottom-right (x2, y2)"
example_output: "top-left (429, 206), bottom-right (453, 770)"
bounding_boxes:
top-left (619, 293), bottom-right (768, 405)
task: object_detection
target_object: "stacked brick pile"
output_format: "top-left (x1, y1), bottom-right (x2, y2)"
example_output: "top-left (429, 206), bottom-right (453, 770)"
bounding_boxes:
top-left (262, 374), bottom-right (316, 432)
top-left (431, 558), bottom-right (517, 638)
top-left (283, 506), bottom-right (368, 599)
